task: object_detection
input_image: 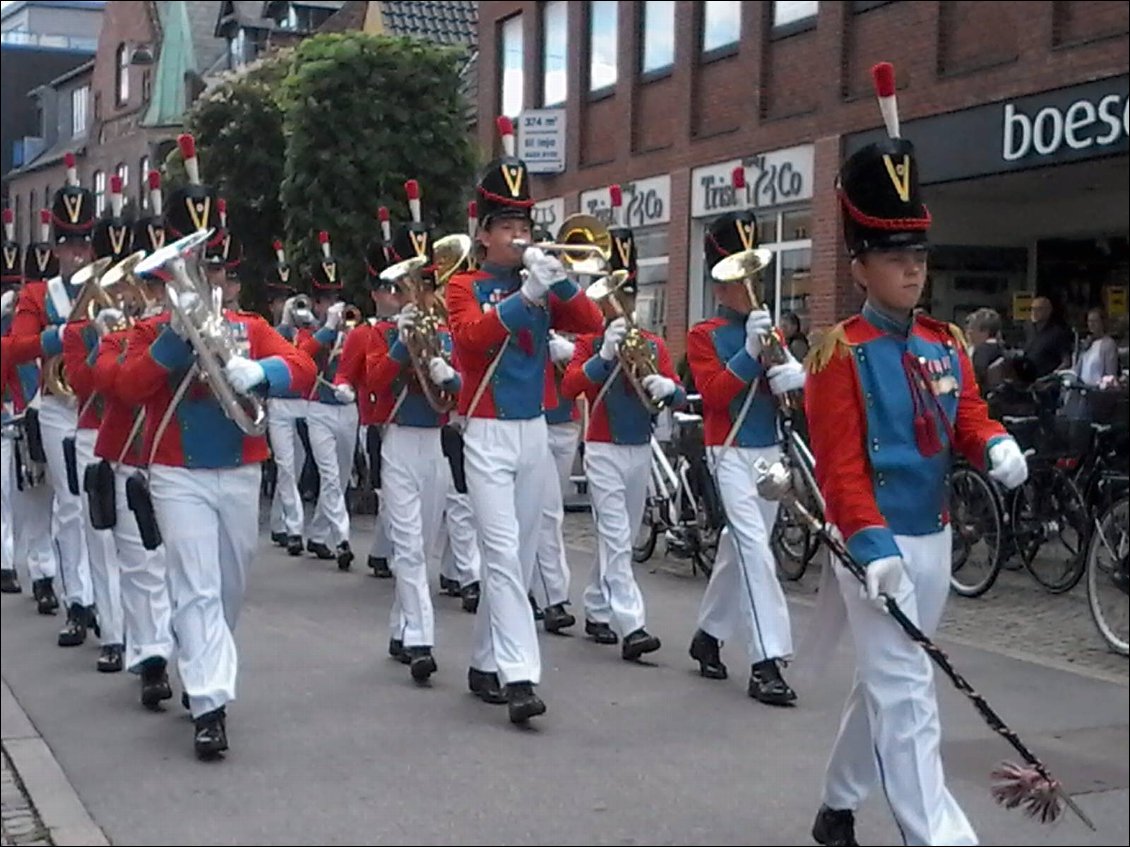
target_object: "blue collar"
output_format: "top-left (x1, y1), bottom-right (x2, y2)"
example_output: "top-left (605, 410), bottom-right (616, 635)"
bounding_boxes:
top-left (863, 300), bottom-right (913, 338)
top-left (716, 305), bottom-right (747, 324)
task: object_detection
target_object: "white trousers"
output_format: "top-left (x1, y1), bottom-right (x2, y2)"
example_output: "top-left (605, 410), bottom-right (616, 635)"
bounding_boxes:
top-left (113, 466), bottom-right (173, 672)
top-left (433, 465), bottom-right (481, 588)
top-left (267, 398), bottom-right (307, 537)
top-left (465, 417), bottom-right (548, 685)
top-left (149, 464), bottom-right (260, 717)
top-left (822, 528), bottom-right (976, 846)
top-left (531, 421), bottom-right (579, 607)
top-left (305, 402), bottom-right (358, 547)
top-left (75, 429), bottom-right (123, 644)
top-left (383, 425), bottom-right (445, 647)
top-left (1, 429), bottom-right (55, 582)
top-left (1, 433), bottom-right (13, 573)
top-left (360, 425), bottom-right (391, 560)
top-left (697, 445), bottom-right (793, 663)
top-left (38, 395), bottom-right (90, 607)
top-left (582, 442), bottom-right (650, 635)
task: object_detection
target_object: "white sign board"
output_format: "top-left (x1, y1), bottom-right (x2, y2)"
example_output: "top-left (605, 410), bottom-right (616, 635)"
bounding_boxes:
top-left (519, 109), bottom-right (566, 175)
top-left (579, 174), bottom-right (671, 228)
top-left (690, 144), bottom-right (814, 218)
top-left (531, 196), bottom-right (565, 233)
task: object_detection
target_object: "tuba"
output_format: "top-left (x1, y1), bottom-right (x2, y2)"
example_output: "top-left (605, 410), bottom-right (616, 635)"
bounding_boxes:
top-left (42, 256), bottom-right (115, 397)
top-left (587, 268), bottom-right (665, 414)
top-left (379, 254), bottom-right (456, 414)
top-left (135, 229), bottom-right (268, 437)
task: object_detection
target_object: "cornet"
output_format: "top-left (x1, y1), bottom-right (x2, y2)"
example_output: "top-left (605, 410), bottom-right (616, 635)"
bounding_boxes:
top-left (586, 269), bottom-right (665, 414)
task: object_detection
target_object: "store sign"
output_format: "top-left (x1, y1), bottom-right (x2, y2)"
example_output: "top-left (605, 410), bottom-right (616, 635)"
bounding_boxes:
top-left (579, 174), bottom-right (671, 227)
top-left (1012, 291), bottom-right (1033, 321)
top-left (519, 109), bottom-right (566, 175)
top-left (845, 75), bottom-right (1129, 183)
top-left (1107, 285), bottom-right (1128, 319)
top-left (532, 196), bottom-right (565, 233)
top-left (690, 145), bottom-right (814, 218)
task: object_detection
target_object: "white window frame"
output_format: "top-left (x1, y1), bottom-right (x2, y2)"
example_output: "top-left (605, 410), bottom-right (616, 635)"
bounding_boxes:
top-left (702, 0), bottom-right (741, 53)
top-left (230, 28), bottom-right (248, 69)
top-left (116, 43), bottom-right (129, 104)
top-left (542, 1), bottom-right (567, 107)
top-left (588, 0), bottom-right (618, 92)
top-left (773, 1), bottom-right (819, 28)
top-left (641, 0), bottom-right (675, 74)
top-left (93, 170), bottom-right (106, 216)
top-left (139, 155), bottom-right (150, 208)
top-left (500, 14), bottom-right (524, 118)
top-left (71, 85), bottom-right (89, 136)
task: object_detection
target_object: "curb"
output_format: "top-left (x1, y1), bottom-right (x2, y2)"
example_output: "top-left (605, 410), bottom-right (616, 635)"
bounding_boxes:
top-left (0, 680), bottom-right (109, 847)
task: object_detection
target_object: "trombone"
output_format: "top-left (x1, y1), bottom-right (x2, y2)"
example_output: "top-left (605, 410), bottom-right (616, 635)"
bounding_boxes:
top-left (511, 213), bottom-right (611, 278)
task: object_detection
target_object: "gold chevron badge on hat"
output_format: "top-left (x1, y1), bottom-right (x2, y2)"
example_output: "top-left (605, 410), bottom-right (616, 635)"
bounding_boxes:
top-left (3, 245), bottom-right (17, 268)
top-left (148, 224), bottom-right (165, 249)
top-left (735, 219), bottom-right (755, 250)
top-left (35, 248), bottom-right (51, 272)
top-left (410, 231), bottom-right (429, 258)
top-left (278, 266), bottom-right (290, 284)
top-left (615, 236), bottom-right (632, 269)
top-left (883, 154), bottom-right (911, 203)
top-left (322, 261), bottom-right (337, 283)
top-left (62, 192), bottom-right (83, 224)
top-left (501, 164), bottom-right (523, 198)
top-left (109, 225), bottom-right (128, 256)
top-left (187, 197), bottom-right (211, 231)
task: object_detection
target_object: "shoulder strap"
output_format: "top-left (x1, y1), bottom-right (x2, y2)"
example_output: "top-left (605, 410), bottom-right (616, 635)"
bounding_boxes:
top-left (115, 408), bottom-right (147, 466)
top-left (589, 359), bottom-right (623, 422)
top-left (145, 363), bottom-right (199, 470)
top-left (387, 386), bottom-right (409, 425)
top-left (466, 341), bottom-right (509, 420)
top-left (722, 383), bottom-right (757, 450)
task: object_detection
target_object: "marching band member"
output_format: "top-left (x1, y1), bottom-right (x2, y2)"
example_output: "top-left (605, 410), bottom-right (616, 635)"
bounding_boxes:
top-left (23, 207), bottom-right (59, 284)
top-left (1, 213), bottom-right (23, 595)
top-left (213, 199), bottom-right (244, 310)
top-left (365, 182), bottom-right (462, 682)
top-left (806, 64), bottom-right (1026, 847)
top-left (561, 202), bottom-right (683, 659)
top-left (116, 134), bottom-right (316, 760)
top-left (446, 117), bottom-right (602, 723)
top-left (61, 175), bottom-right (133, 672)
top-left (686, 171), bottom-right (805, 706)
top-left (300, 230), bottom-right (358, 570)
top-left (9, 155), bottom-right (98, 646)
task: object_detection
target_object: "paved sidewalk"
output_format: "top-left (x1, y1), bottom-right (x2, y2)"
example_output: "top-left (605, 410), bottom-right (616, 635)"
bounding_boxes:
top-left (1, 750), bottom-right (51, 847)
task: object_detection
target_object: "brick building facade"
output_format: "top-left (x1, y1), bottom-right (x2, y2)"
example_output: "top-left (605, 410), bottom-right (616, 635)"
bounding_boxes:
top-left (477, 0), bottom-right (1129, 357)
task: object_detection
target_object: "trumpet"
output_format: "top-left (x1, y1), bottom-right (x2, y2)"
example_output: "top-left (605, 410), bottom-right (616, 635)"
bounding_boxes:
top-left (97, 250), bottom-right (153, 332)
top-left (587, 269), bottom-right (665, 414)
top-left (42, 256), bottom-right (115, 397)
top-left (325, 302), bottom-right (363, 365)
top-left (290, 293), bottom-right (315, 327)
top-left (135, 229), bottom-right (268, 437)
top-left (512, 213), bottom-right (611, 278)
top-left (380, 255), bottom-right (456, 414)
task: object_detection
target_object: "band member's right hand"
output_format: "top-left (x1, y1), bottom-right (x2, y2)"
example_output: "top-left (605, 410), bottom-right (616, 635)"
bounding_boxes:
top-left (223, 355), bottom-right (266, 395)
top-left (280, 296), bottom-right (297, 327)
top-left (396, 303), bottom-right (419, 344)
top-left (93, 308), bottom-right (124, 336)
top-left (0, 290), bottom-right (13, 318)
top-left (428, 356), bottom-right (456, 386)
top-left (169, 290), bottom-right (200, 338)
top-left (548, 333), bottom-right (575, 364)
top-left (767, 359), bottom-right (806, 395)
top-left (864, 555), bottom-right (905, 608)
top-left (324, 301), bottom-right (346, 331)
top-left (599, 317), bottom-right (628, 361)
top-left (520, 247), bottom-right (563, 302)
top-left (333, 383), bottom-right (357, 404)
top-left (744, 310), bottom-right (773, 358)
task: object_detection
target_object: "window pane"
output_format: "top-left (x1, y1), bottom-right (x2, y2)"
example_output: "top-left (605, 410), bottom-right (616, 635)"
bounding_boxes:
top-left (642, 0), bottom-right (675, 72)
top-left (759, 213), bottom-right (779, 245)
top-left (778, 247), bottom-right (813, 323)
top-left (139, 156), bottom-right (150, 208)
top-left (94, 171), bottom-right (105, 215)
top-left (773, 0), bottom-right (819, 27)
top-left (501, 15), bottom-right (523, 118)
top-left (703, 0), bottom-right (741, 51)
top-left (589, 1), bottom-right (617, 91)
top-left (542, 1), bottom-right (567, 105)
top-left (781, 208), bottom-right (811, 241)
top-left (117, 45), bottom-right (129, 102)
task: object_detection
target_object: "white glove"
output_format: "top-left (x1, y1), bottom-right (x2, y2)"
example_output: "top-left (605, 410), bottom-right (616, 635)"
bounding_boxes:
top-left (333, 383), bottom-right (356, 404)
top-left (428, 356), bottom-right (456, 386)
top-left (169, 290), bottom-right (200, 338)
top-left (223, 355), bottom-right (266, 395)
top-left (0, 290), bottom-right (14, 318)
top-left (520, 246), bottom-right (564, 302)
top-left (93, 308), bottom-right (124, 336)
top-left (767, 359), bottom-right (806, 396)
top-left (325, 301), bottom-right (346, 331)
top-left (642, 373), bottom-right (676, 402)
top-left (744, 310), bottom-right (773, 359)
top-left (396, 304), bottom-right (419, 345)
top-left (599, 317), bottom-right (629, 361)
top-left (548, 333), bottom-right (575, 365)
top-left (864, 556), bottom-right (905, 607)
top-left (280, 296), bottom-right (297, 327)
top-left (988, 437), bottom-right (1028, 490)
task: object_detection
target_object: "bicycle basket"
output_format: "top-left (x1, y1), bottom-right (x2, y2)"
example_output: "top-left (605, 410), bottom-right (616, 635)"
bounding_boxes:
top-left (1088, 387), bottom-right (1130, 426)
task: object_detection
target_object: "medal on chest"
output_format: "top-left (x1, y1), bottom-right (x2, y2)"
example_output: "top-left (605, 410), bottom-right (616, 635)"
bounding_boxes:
top-left (921, 353), bottom-right (958, 396)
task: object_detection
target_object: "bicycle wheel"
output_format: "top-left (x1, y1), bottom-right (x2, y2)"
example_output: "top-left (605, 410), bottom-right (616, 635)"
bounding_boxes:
top-left (949, 466), bottom-right (1004, 597)
top-left (1012, 466), bottom-right (1088, 593)
top-left (633, 500), bottom-right (659, 563)
top-left (1086, 494), bottom-right (1129, 656)
top-left (772, 501), bottom-right (812, 581)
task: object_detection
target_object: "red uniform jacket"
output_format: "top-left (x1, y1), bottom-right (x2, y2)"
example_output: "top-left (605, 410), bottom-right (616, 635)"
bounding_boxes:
top-left (62, 319), bottom-right (103, 429)
top-left (93, 329), bottom-right (144, 466)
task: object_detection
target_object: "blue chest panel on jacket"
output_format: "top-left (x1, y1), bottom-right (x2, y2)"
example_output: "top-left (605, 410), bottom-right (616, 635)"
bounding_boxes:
top-left (391, 330), bottom-right (455, 428)
top-left (854, 332), bottom-right (962, 536)
top-left (710, 321), bottom-right (778, 447)
top-left (309, 327), bottom-right (344, 405)
top-left (474, 274), bottom-right (548, 420)
top-left (591, 331), bottom-right (658, 445)
top-left (175, 395), bottom-right (247, 468)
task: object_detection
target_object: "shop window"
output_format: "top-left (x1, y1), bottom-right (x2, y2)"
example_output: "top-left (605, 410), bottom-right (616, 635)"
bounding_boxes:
top-left (500, 14), bottom-right (524, 118)
top-left (542, 1), bottom-right (567, 106)
top-left (589, 1), bottom-right (618, 93)
top-left (702, 0), bottom-right (741, 55)
top-left (641, 0), bottom-right (675, 75)
top-left (634, 225), bottom-right (669, 335)
top-left (781, 208), bottom-right (811, 241)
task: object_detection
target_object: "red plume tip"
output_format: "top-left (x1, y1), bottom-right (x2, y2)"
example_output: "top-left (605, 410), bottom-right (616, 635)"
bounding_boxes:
top-left (2, 208), bottom-right (13, 224)
top-left (377, 206), bottom-right (390, 222)
top-left (404, 179), bottom-right (420, 200)
top-left (732, 166), bottom-right (746, 189)
top-left (64, 152), bottom-right (76, 168)
top-left (110, 175), bottom-right (123, 194)
top-left (272, 239), bottom-right (283, 251)
top-left (40, 209), bottom-right (51, 224)
top-left (609, 184), bottom-right (623, 207)
top-left (147, 170), bottom-right (161, 189)
top-left (872, 62), bottom-right (896, 98)
top-left (496, 115), bottom-right (514, 137)
top-left (218, 198), bottom-right (228, 214)
top-left (467, 200), bottom-right (478, 218)
top-left (318, 230), bottom-right (330, 244)
top-left (177, 133), bottom-right (196, 159)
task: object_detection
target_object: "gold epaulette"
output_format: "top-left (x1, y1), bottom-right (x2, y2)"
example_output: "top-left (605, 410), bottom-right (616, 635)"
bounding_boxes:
top-left (946, 322), bottom-right (969, 350)
top-left (804, 322), bottom-right (852, 374)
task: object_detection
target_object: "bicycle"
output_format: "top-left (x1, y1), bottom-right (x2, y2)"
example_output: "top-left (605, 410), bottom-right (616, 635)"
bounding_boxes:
top-left (771, 416), bottom-right (822, 581)
top-left (948, 460), bottom-right (1006, 598)
top-left (1086, 489), bottom-right (1129, 656)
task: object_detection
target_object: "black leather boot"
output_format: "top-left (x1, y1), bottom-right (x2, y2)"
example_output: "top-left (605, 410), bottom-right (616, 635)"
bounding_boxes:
top-left (286, 535), bottom-right (304, 556)
top-left (270, 531), bottom-right (287, 546)
top-left (33, 578), bottom-right (58, 615)
top-left (140, 658), bottom-right (173, 710)
top-left (542, 602), bottom-right (575, 634)
top-left (689, 629), bottom-right (728, 680)
top-left (467, 668), bottom-right (506, 704)
top-left (408, 647), bottom-right (437, 682)
top-left (748, 658), bottom-right (797, 706)
top-left (460, 581), bottom-right (480, 613)
top-left (621, 628), bottom-right (661, 661)
top-left (506, 682), bottom-right (546, 724)
top-left (438, 575), bottom-right (461, 597)
top-left (307, 540), bottom-right (334, 560)
top-left (388, 638), bottom-right (410, 665)
top-left (528, 593), bottom-right (543, 621)
top-left (97, 643), bottom-right (124, 673)
top-left (58, 603), bottom-right (87, 647)
top-left (811, 805), bottom-right (858, 846)
top-left (193, 708), bottom-right (228, 760)
top-left (336, 541), bottom-right (354, 571)
top-left (585, 620), bottom-right (618, 645)
top-left (369, 556), bottom-right (392, 578)
top-left (0, 569), bottom-right (21, 594)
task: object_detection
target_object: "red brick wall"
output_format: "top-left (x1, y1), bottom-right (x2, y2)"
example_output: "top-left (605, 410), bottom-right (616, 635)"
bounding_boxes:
top-left (1053, 0), bottom-right (1130, 46)
top-left (937, 1), bottom-right (1020, 76)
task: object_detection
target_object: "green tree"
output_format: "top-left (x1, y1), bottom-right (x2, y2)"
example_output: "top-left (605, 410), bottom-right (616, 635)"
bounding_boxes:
top-left (280, 33), bottom-right (476, 305)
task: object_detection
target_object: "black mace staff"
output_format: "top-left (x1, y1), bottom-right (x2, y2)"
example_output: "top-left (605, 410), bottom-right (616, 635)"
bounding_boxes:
top-left (753, 458), bottom-right (1096, 832)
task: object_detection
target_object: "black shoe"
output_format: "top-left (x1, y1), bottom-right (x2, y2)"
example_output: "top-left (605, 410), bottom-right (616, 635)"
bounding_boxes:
top-left (0, 569), bottom-right (21, 594)
top-left (336, 541), bottom-right (354, 571)
top-left (542, 602), bottom-right (575, 634)
top-left (811, 805), bottom-right (858, 846)
top-left (506, 682), bottom-right (546, 724)
top-left (181, 691), bottom-right (190, 711)
top-left (85, 605), bottom-right (101, 639)
top-left (748, 658), bottom-right (797, 706)
top-left (33, 579), bottom-right (58, 615)
top-left (438, 575), bottom-right (461, 597)
top-left (467, 668), bottom-right (506, 705)
top-left (388, 638), bottom-right (411, 665)
top-left (286, 535), bottom-right (303, 556)
top-left (528, 593), bottom-right (544, 621)
top-left (621, 628), bottom-right (661, 661)
top-left (689, 629), bottom-right (728, 680)
top-left (58, 604), bottom-right (87, 647)
top-left (369, 556), bottom-right (392, 578)
top-left (460, 581), bottom-right (480, 614)
top-left (97, 643), bottom-right (124, 673)
top-left (408, 647), bottom-right (437, 682)
top-left (140, 658), bottom-right (173, 710)
top-left (585, 620), bottom-right (619, 645)
top-left (307, 540), bottom-right (334, 560)
top-left (270, 531), bottom-right (287, 546)
top-left (193, 708), bottom-right (228, 760)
